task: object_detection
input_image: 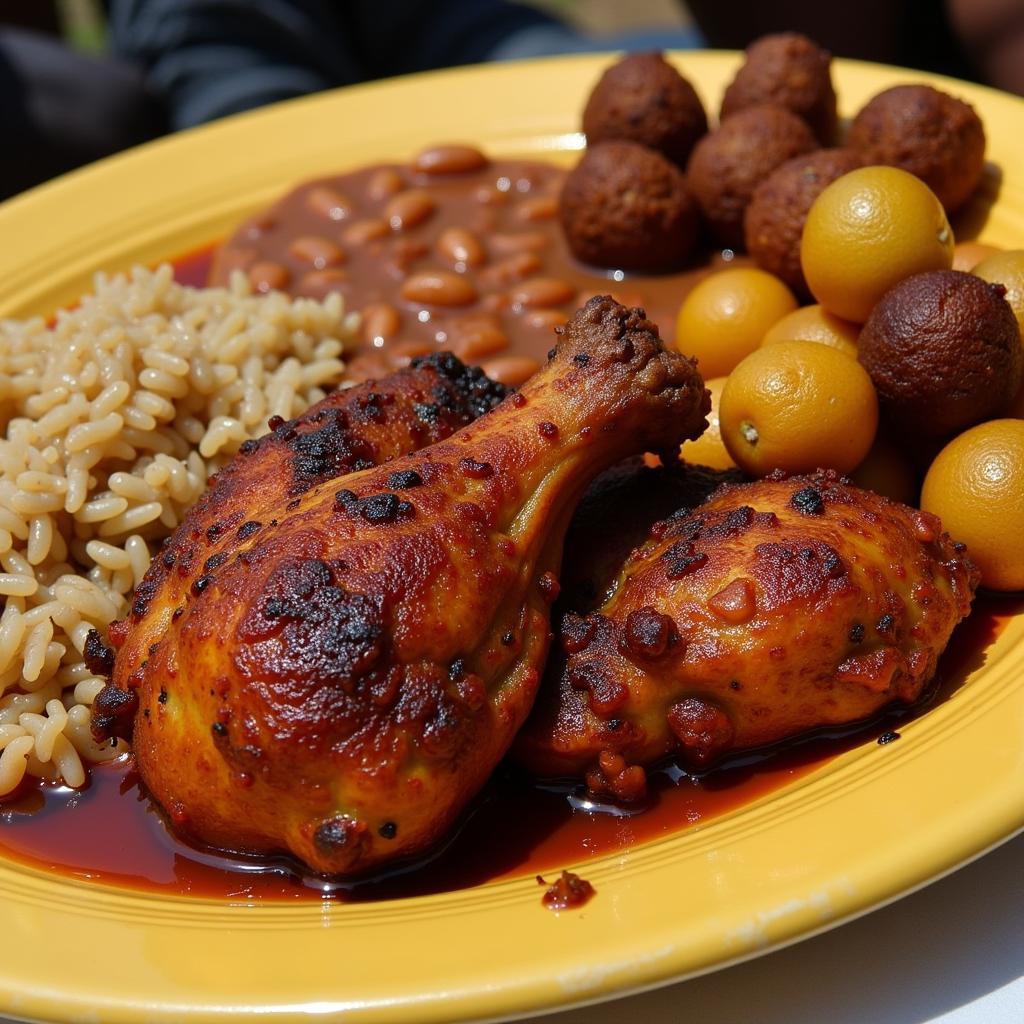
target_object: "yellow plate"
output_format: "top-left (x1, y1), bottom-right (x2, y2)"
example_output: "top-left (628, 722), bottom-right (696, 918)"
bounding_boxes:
top-left (1, 52), bottom-right (1023, 1024)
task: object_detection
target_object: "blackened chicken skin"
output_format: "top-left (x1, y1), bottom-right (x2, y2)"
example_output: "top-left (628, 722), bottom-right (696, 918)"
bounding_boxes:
top-left (90, 352), bottom-right (508, 741)
top-left (558, 458), bottom-right (743, 615)
top-left (95, 297), bottom-right (707, 875)
top-left (516, 471), bottom-right (978, 798)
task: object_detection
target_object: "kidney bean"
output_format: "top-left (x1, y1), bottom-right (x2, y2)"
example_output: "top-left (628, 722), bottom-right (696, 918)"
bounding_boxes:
top-left (241, 211), bottom-right (277, 241)
top-left (361, 303), bottom-right (401, 345)
top-left (392, 239), bottom-right (429, 262)
top-left (512, 277), bottom-right (575, 310)
top-left (296, 268), bottom-right (349, 299)
top-left (413, 145), bottom-right (488, 175)
top-left (305, 186), bottom-right (354, 220)
top-left (481, 293), bottom-right (512, 314)
top-left (524, 309), bottom-right (568, 330)
top-left (367, 168), bottom-right (405, 201)
top-left (288, 236), bottom-right (347, 269)
top-left (477, 253), bottom-right (543, 291)
top-left (489, 232), bottom-right (549, 255)
top-left (515, 196), bottom-right (559, 222)
top-left (385, 239), bottom-right (429, 280)
top-left (386, 189), bottom-right (436, 231)
top-left (474, 185), bottom-right (510, 206)
top-left (454, 329), bottom-right (509, 362)
top-left (436, 228), bottom-right (486, 268)
top-left (479, 356), bottom-right (541, 386)
top-left (343, 219), bottom-right (389, 245)
top-left (248, 261), bottom-right (290, 293)
top-left (401, 271), bottom-right (477, 307)
top-left (446, 314), bottom-right (508, 361)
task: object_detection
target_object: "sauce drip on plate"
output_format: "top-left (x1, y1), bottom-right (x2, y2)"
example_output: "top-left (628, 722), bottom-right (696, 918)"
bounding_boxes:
top-left (0, 597), bottom-right (1011, 902)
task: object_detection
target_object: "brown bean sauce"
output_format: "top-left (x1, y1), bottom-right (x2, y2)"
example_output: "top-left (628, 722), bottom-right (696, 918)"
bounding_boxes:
top-left (210, 147), bottom-right (746, 387)
top-left (0, 596), bottom-right (1012, 902)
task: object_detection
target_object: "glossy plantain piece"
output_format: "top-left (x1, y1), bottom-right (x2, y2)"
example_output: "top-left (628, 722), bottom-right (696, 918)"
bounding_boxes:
top-left (94, 296), bottom-right (707, 875)
top-left (516, 471), bottom-right (979, 799)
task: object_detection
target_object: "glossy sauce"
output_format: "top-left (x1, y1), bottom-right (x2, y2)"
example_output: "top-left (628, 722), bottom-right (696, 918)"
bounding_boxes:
top-left (0, 596), bottom-right (1013, 902)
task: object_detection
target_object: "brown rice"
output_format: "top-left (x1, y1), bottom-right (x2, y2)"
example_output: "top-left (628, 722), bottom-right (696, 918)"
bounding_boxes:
top-left (0, 263), bottom-right (357, 796)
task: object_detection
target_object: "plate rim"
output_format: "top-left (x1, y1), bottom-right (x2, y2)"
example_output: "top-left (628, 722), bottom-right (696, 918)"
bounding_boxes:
top-left (0, 50), bottom-right (1023, 1024)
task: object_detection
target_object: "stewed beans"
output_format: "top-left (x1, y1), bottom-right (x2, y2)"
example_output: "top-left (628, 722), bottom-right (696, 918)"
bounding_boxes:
top-left (211, 145), bottom-right (732, 385)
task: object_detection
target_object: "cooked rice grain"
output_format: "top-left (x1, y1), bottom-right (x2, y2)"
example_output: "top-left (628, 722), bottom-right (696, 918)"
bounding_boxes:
top-left (0, 264), bottom-right (356, 794)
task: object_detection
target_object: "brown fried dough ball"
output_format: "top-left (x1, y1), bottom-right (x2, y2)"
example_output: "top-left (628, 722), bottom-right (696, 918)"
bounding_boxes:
top-left (560, 141), bottom-right (700, 271)
top-left (582, 51), bottom-right (708, 167)
top-left (858, 270), bottom-right (1022, 438)
top-left (847, 84), bottom-right (986, 213)
top-left (686, 105), bottom-right (818, 250)
top-left (721, 33), bottom-right (837, 143)
top-left (744, 148), bottom-right (863, 296)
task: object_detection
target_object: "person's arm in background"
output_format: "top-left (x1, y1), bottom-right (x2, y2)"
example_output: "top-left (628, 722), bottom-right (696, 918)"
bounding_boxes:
top-left (948, 0), bottom-right (1024, 95)
top-left (108, 0), bottom-right (354, 130)
top-left (335, 0), bottom-right (580, 76)
top-left (108, 0), bottom-right (579, 131)
top-left (0, 24), bottom-right (162, 199)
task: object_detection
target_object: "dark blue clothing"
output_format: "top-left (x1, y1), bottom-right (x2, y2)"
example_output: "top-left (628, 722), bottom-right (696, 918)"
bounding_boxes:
top-left (0, 0), bottom-right (580, 198)
top-left (0, 25), bottom-right (161, 198)
top-left (0, 1), bottom-right (697, 200)
top-left (107, 0), bottom-right (575, 129)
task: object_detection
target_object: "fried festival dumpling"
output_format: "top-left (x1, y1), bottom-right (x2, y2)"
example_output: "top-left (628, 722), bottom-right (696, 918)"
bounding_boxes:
top-left (515, 471), bottom-right (979, 798)
top-left (94, 297), bottom-right (707, 875)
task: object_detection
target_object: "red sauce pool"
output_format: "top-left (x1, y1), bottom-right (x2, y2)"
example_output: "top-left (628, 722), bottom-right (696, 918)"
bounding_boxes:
top-left (0, 596), bottom-right (1014, 902)
top-left (175, 246), bottom-right (216, 288)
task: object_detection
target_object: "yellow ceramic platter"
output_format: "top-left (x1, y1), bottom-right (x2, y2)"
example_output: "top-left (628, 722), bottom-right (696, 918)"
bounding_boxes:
top-left (0, 52), bottom-right (1022, 1024)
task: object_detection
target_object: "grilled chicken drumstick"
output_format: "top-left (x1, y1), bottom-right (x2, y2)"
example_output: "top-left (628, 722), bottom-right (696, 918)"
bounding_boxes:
top-left (91, 352), bottom-right (509, 741)
top-left (516, 471), bottom-right (979, 799)
top-left (93, 297), bottom-right (707, 875)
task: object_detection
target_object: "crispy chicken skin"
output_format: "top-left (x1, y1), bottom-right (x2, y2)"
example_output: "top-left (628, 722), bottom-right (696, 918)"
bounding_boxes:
top-left (559, 458), bottom-right (743, 615)
top-left (93, 297), bottom-right (707, 875)
top-left (515, 471), bottom-right (979, 797)
top-left (90, 352), bottom-right (509, 741)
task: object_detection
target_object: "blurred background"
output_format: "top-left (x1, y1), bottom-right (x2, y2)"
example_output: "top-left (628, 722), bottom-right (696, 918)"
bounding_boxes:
top-left (2, 0), bottom-right (1022, 200)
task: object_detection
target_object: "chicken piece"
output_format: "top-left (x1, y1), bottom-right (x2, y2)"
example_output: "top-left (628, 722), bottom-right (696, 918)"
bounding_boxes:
top-left (515, 471), bottom-right (979, 797)
top-left (90, 352), bottom-right (509, 741)
top-left (559, 458), bottom-right (743, 614)
top-left (93, 296), bottom-right (707, 875)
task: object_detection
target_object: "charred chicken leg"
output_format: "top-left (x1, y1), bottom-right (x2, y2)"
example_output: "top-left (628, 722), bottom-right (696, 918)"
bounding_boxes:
top-left (95, 297), bottom-right (707, 874)
top-left (91, 352), bottom-right (508, 740)
top-left (516, 471), bottom-right (979, 797)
